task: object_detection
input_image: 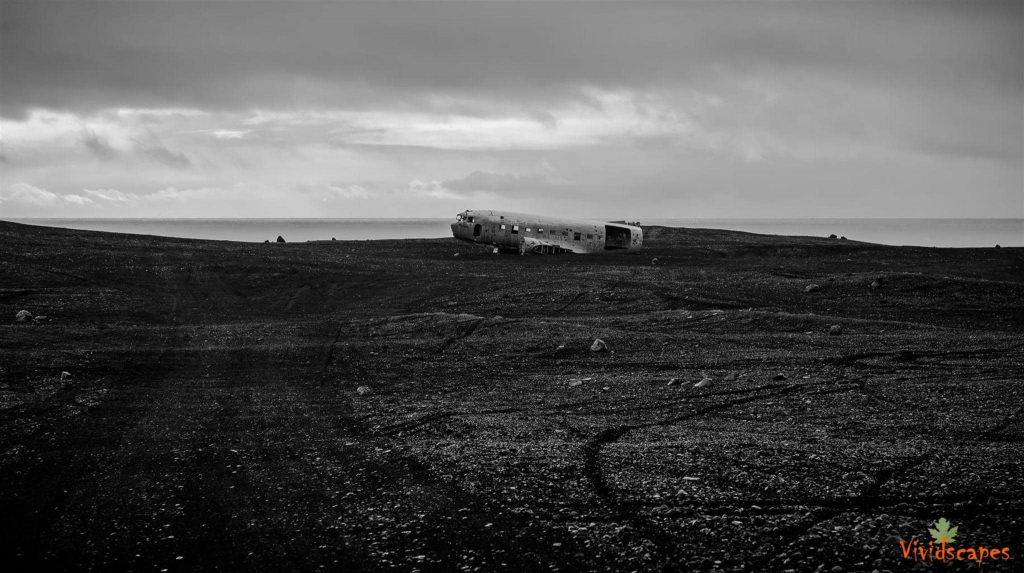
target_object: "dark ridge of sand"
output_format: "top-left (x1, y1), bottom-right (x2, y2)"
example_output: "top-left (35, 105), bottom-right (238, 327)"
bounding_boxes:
top-left (1, 219), bottom-right (1022, 571)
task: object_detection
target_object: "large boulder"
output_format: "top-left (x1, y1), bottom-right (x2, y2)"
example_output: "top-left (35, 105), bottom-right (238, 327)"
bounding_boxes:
top-left (590, 339), bottom-right (608, 353)
top-left (276, 235), bottom-right (286, 243)
top-left (15, 310), bottom-right (32, 323)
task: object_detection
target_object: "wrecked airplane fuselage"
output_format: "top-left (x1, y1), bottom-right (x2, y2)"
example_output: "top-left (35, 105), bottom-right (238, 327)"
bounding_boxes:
top-left (450, 209), bottom-right (643, 254)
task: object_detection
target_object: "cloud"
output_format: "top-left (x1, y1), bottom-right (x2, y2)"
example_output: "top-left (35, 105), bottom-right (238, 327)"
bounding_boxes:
top-left (1, 182), bottom-right (60, 206)
top-left (1, 182), bottom-right (94, 208)
top-left (2, 1), bottom-right (1019, 118)
top-left (138, 140), bottom-right (191, 168)
top-left (0, 2), bottom-right (1020, 218)
top-left (81, 130), bottom-right (117, 159)
top-left (83, 188), bottom-right (132, 202)
top-left (212, 130), bottom-right (249, 140)
top-left (62, 193), bottom-right (94, 206)
top-left (326, 184), bottom-right (371, 199)
top-left (441, 171), bottom-right (552, 194)
top-left (407, 179), bottom-right (458, 200)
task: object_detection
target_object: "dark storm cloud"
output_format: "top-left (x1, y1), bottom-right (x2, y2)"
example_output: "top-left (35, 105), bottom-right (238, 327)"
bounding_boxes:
top-left (137, 138), bottom-right (190, 168)
top-left (1, 0), bottom-right (1020, 116)
top-left (81, 130), bottom-right (116, 159)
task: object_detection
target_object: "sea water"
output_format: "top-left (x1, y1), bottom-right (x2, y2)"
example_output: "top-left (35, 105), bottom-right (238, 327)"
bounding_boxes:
top-left (8, 218), bottom-right (1023, 248)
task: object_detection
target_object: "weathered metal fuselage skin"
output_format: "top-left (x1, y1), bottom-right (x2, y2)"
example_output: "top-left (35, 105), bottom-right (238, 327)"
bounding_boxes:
top-left (450, 209), bottom-right (643, 254)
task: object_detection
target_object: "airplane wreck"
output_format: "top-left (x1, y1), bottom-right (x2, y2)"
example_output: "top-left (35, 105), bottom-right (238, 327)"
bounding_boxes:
top-left (451, 209), bottom-right (643, 254)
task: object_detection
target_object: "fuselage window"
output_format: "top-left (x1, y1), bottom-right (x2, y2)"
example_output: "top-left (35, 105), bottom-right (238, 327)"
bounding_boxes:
top-left (538, 228), bottom-right (544, 233)
top-left (512, 225), bottom-right (519, 234)
top-left (500, 224), bottom-right (506, 230)
top-left (562, 231), bottom-right (568, 236)
top-left (573, 232), bottom-right (581, 241)
top-left (587, 234), bottom-right (593, 240)
top-left (468, 216), bottom-right (474, 223)
top-left (525, 228), bottom-right (531, 232)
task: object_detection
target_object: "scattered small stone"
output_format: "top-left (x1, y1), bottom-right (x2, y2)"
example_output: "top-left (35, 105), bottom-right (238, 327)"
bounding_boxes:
top-left (276, 235), bottom-right (286, 243)
top-left (829, 324), bottom-right (843, 336)
top-left (34, 315), bottom-right (47, 321)
top-left (355, 385), bottom-right (372, 395)
top-left (772, 373), bottom-right (788, 381)
top-left (601, 386), bottom-right (610, 393)
top-left (590, 339), bottom-right (608, 353)
top-left (568, 380), bottom-right (583, 388)
top-left (666, 378), bottom-right (681, 387)
top-left (651, 257), bottom-right (660, 265)
top-left (723, 372), bottom-right (738, 381)
top-left (15, 310), bottom-right (32, 322)
top-left (804, 284), bottom-right (822, 293)
top-left (60, 371), bottom-right (72, 381)
top-left (869, 280), bottom-right (881, 290)
top-left (554, 344), bottom-right (566, 353)
top-left (682, 476), bottom-right (700, 481)
top-left (694, 378), bottom-right (712, 389)
top-left (453, 252), bottom-right (460, 257)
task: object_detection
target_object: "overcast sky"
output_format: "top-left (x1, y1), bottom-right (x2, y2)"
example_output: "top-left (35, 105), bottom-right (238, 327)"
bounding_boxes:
top-left (1, 0), bottom-right (1021, 219)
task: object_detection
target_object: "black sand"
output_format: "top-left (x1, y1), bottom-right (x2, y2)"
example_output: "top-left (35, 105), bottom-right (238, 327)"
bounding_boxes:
top-left (1, 220), bottom-right (1022, 571)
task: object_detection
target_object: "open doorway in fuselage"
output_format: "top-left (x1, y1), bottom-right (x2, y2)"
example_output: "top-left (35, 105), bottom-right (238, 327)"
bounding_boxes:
top-left (604, 225), bottom-right (631, 250)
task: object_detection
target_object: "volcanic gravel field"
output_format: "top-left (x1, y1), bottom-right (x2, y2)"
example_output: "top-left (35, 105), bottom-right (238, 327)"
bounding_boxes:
top-left (1, 220), bottom-right (1022, 572)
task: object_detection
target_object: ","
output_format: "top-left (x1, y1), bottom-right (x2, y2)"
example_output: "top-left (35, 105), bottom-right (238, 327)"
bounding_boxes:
top-left (451, 209), bottom-right (643, 254)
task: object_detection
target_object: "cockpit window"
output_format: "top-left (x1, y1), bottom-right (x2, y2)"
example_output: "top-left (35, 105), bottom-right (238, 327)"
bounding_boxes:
top-left (468, 217), bottom-right (474, 223)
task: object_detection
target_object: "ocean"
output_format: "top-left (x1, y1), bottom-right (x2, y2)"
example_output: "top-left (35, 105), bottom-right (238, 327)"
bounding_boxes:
top-left (7, 218), bottom-right (1023, 248)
